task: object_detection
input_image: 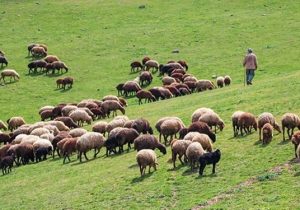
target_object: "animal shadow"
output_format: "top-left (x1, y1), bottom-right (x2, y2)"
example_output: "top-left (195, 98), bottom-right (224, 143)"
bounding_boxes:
top-left (131, 172), bottom-right (153, 183)
top-left (277, 140), bottom-right (289, 145)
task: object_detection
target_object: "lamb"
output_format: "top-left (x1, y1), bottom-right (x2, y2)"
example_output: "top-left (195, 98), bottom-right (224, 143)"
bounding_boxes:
top-left (92, 121), bottom-right (108, 136)
top-left (196, 80), bottom-right (216, 92)
top-left (155, 117), bottom-right (185, 143)
top-left (44, 55), bottom-right (59, 63)
top-left (0, 155), bottom-right (14, 175)
top-left (192, 107), bottom-right (214, 123)
top-left (7, 117), bottom-right (26, 131)
top-left (144, 60), bottom-right (159, 72)
top-left (216, 76), bottom-right (225, 88)
top-left (136, 90), bottom-right (156, 105)
top-left (237, 112), bottom-right (258, 136)
top-left (198, 149), bottom-right (221, 176)
top-left (291, 131), bottom-right (300, 157)
top-left (40, 110), bottom-right (54, 121)
top-left (142, 56), bottom-right (151, 65)
top-left (185, 121), bottom-right (216, 142)
top-left (101, 100), bottom-right (125, 118)
top-left (131, 118), bottom-right (153, 134)
top-left (136, 149), bottom-right (158, 176)
top-left (122, 81), bottom-right (142, 97)
top-left (231, 111), bottom-right (245, 137)
top-left (224, 75), bottom-right (231, 86)
top-left (0, 69), bottom-right (20, 84)
top-left (162, 76), bottom-right (176, 85)
top-left (69, 109), bottom-right (92, 127)
top-left (130, 61), bottom-right (143, 72)
top-left (31, 46), bottom-right (47, 57)
top-left (262, 123), bottom-right (273, 144)
top-left (61, 137), bottom-right (78, 163)
top-left (0, 56), bottom-right (8, 68)
top-left (54, 117), bottom-right (78, 129)
top-left (139, 71), bottom-right (152, 86)
top-left (191, 134), bottom-right (213, 152)
top-left (257, 112), bottom-right (281, 140)
top-left (198, 112), bottom-right (225, 133)
top-left (0, 120), bottom-right (7, 131)
top-left (281, 113), bottom-right (300, 141)
top-left (134, 134), bottom-right (167, 155)
top-left (160, 119), bottom-right (185, 145)
top-left (76, 132), bottom-right (105, 162)
top-left (171, 139), bottom-right (192, 168)
top-left (186, 142), bottom-right (205, 171)
top-left (69, 128), bottom-right (87, 138)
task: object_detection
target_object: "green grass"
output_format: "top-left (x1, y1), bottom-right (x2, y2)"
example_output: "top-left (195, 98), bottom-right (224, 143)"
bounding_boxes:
top-left (0, 0), bottom-right (300, 209)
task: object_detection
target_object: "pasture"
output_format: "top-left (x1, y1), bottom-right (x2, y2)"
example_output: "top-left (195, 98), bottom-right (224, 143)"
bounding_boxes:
top-left (0, 0), bottom-right (300, 209)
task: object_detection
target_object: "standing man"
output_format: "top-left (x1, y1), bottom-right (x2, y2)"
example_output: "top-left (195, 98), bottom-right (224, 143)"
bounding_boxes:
top-left (243, 48), bottom-right (258, 85)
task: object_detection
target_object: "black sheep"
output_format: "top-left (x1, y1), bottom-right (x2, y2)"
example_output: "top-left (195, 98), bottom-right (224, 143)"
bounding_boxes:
top-left (199, 149), bottom-right (221, 176)
top-left (35, 147), bottom-right (52, 162)
top-left (0, 56), bottom-right (8, 67)
top-left (0, 155), bottom-right (14, 175)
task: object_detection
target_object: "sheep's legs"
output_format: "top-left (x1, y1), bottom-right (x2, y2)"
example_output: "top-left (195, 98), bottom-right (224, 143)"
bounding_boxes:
top-left (172, 153), bottom-right (177, 168)
top-left (199, 163), bottom-right (206, 175)
top-left (84, 152), bottom-right (89, 161)
top-left (212, 163), bottom-right (216, 174)
top-left (178, 154), bottom-right (184, 165)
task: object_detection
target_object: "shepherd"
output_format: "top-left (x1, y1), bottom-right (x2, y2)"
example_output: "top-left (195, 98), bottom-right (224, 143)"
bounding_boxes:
top-left (243, 48), bottom-right (258, 85)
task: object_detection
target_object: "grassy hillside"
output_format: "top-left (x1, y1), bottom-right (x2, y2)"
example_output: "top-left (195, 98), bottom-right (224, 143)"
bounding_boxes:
top-left (0, 0), bottom-right (300, 209)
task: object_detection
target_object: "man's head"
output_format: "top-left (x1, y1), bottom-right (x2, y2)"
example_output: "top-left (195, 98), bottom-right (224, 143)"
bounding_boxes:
top-left (247, 48), bottom-right (253, 53)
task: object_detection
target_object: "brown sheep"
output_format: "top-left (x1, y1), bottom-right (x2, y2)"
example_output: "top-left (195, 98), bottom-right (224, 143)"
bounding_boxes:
top-left (116, 83), bottom-right (124, 96)
top-left (123, 81), bottom-right (142, 97)
top-left (196, 80), bottom-right (216, 92)
top-left (131, 118), bottom-right (153, 134)
top-left (101, 100), bottom-right (125, 118)
top-left (28, 60), bottom-right (47, 73)
top-left (44, 55), bottom-right (59, 63)
top-left (262, 123), bottom-right (273, 144)
top-left (139, 71), bottom-right (152, 86)
top-left (52, 131), bottom-right (72, 158)
top-left (185, 121), bottom-right (216, 142)
top-left (7, 117), bottom-right (26, 131)
top-left (144, 60), bottom-right (159, 72)
top-left (281, 113), bottom-right (300, 141)
top-left (54, 117), bottom-right (78, 129)
top-left (134, 134), bottom-right (166, 155)
top-left (130, 61), bottom-right (143, 72)
top-left (48, 61), bottom-right (68, 74)
top-left (237, 112), bottom-right (258, 136)
top-left (164, 85), bottom-right (181, 97)
top-left (216, 76), bottom-right (225, 88)
top-left (62, 138), bottom-right (78, 164)
top-left (183, 81), bottom-right (197, 92)
top-left (40, 110), bottom-right (54, 121)
top-left (171, 69), bottom-right (186, 75)
top-left (62, 77), bottom-right (73, 89)
top-left (149, 88), bottom-right (165, 101)
top-left (231, 111), bottom-right (245, 137)
top-left (56, 78), bottom-right (64, 89)
top-left (257, 112), bottom-right (281, 141)
top-left (142, 56), bottom-right (151, 65)
top-left (158, 87), bottom-right (173, 99)
top-left (0, 133), bottom-right (11, 145)
top-left (136, 90), bottom-right (156, 105)
top-left (224, 75), bottom-right (231, 86)
top-left (291, 131), bottom-right (300, 157)
top-left (31, 46), bottom-right (47, 57)
top-left (177, 60), bottom-right (188, 70)
top-left (171, 139), bottom-right (192, 168)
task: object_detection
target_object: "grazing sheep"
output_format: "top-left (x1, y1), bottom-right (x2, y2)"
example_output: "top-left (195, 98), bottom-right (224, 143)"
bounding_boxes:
top-left (224, 75), bottom-right (231, 86)
top-left (258, 112), bottom-right (281, 140)
top-left (62, 105), bottom-right (78, 116)
top-left (106, 117), bottom-right (128, 134)
top-left (62, 137), bottom-right (78, 163)
top-left (0, 69), bottom-right (20, 84)
top-left (69, 109), bottom-right (92, 127)
top-left (27, 43), bottom-right (38, 55)
top-left (44, 55), bottom-right (59, 63)
top-left (69, 128), bottom-right (87, 138)
top-left (136, 90), bottom-right (156, 105)
top-left (216, 76), bottom-right (225, 88)
top-left (171, 73), bottom-right (184, 82)
top-left (0, 133), bottom-right (11, 145)
top-left (14, 143), bottom-right (34, 165)
top-left (92, 121), bottom-right (108, 136)
top-left (186, 121), bottom-right (216, 142)
top-left (0, 155), bottom-right (14, 175)
top-left (46, 61), bottom-right (68, 74)
top-left (0, 120), bottom-right (7, 131)
top-left (231, 111), bottom-right (245, 137)
top-left (7, 117), bottom-right (26, 131)
top-left (281, 113), bottom-right (300, 141)
top-left (199, 149), bottom-right (221, 176)
top-left (297, 144), bottom-right (300, 159)
top-left (196, 80), bottom-right (216, 92)
top-left (179, 87), bottom-right (190, 96)
top-left (116, 83), bottom-right (124, 96)
top-left (192, 107), bottom-right (214, 123)
top-left (183, 132), bottom-right (203, 141)
top-left (40, 110), bottom-right (54, 121)
top-left (35, 147), bottom-right (51, 162)
top-left (31, 46), bottom-right (47, 57)
top-left (142, 56), bottom-right (151, 65)
top-left (39, 106), bottom-right (54, 115)
top-left (171, 139), bottom-right (192, 168)
top-left (32, 139), bottom-right (53, 155)
top-left (172, 68), bottom-right (186, 75)
top-left (76, 132), bottom-right (105, 162)
top-left (192, 134), bottom-right (213, 152)
top-left (157, 87), bottom-right (173, 99)
top-left (123, 81), bottom-right (142, 97)
top-left (131, 118), bottom-right (153, 134)
top-left (54, 117), bottom-right (78, 129)
top-left (144, 60), bottom-right (159, 72)
top-left (56, 137), bottom-right (71, 157)
top-left (124, 120), bottom-right (134, 128)
top-left (172, 83), bottom-right (191, 93)
top-left (46, 121), bottom-right (70, 131)
top-left (292, 131), bottom-right (300, 157)
top-left (262, 123), bottom-right (273, 144)
top-left (62, 77), bottom-right (73, 89)
top-left (186, 142), bottom-right (205, 171)
top-left (52, 105), bottom-right (64, 118)
top-left (149, 88), bottom-right (165, 101)
top-left (237, 112), bottom-right (258, 136)
top-left (155, 117), bottom-right (185, 143)
top-left (28, 60), bottom-right (47, 74)
top-left (184, 81), bottom-right (197, 92)
top-left (130, 61), bottom-right (143, 72)
top-left (136, 149), bottom-right (158, 176)
top-left (30, 127), bottom-right (50, 137)
top-left (0, 144), bottom-right (11, 159)
top-left (183, 75), bottom-right (198, 83)
top-left (159, 63), bottom-right (184, 75)
top-left (160, 119), bottom-right (184, 145)
top-left (162, 76), bottom-right (176, 86)
top-left (90, 107), bottom-right (105, 120)
top-left (164, 85), bottom-right (181, 97)
top-left (0, 56), bottom-right (8, 67)
top-left (139, 71), bottom-right (152, 86)
top-left (101, 100), bottom-right (125, 118)
top-left (134, 134), bottom-right (166, 155)
top-left (198, 112), bottom-right (225, 133)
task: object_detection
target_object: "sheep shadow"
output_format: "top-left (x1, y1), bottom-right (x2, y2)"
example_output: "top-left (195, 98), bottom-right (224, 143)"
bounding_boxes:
top-left (253, 140), bottom-right (262, 145)
top-left (277, 140), bottom-right (289, 145)
top-left (123, 95), bottom-right (137, 99)
top-left (167, 164), bottom-right (186, 172)
top-left (0, 80), bottom-right (18, 85)
top-left (195, 173), bottom-right (218, 179)
top-left (70, 157), bottom-right (98, 166)
top-left (182, 168), bottom-right (197, 176)
top-left (44, 72), bottom-right (67, 78)
top-left (131, 172), bottom-right (154, 183)
top-left (59, 88), bottom-right (72, 93)
top-left (26, 72), bottom-right (45, 77)
top-left (128, 163), bottom-right (138, 169)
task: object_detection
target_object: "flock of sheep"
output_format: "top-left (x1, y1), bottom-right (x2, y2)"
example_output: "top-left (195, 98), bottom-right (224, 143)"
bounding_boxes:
top-left (115, 56), bottom-right (232, 105)
top-left (0, 44), bottom-right (72, 89)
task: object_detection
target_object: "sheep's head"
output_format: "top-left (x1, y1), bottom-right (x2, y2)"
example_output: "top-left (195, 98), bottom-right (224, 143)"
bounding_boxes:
top-left (274, 123), bottom-right (281, 133)
top-left (291, 132), bottom-right (300, 145)
top-left (157, 143), bottom-right (167, 155)
top-left (179, 128), bottom-right (188, 139)
top-left (218, 121), bottom-right (225, 131)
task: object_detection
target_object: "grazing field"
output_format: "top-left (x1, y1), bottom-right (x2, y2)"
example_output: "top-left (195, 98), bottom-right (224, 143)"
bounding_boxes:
top-left (0, 0), bottom-right (300, 209)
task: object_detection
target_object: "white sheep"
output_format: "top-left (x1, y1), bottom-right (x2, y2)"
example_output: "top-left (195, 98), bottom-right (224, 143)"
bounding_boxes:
top-left (281, 113), bottom-right (300, 141)
top-left (32, 138), bottom-right (53, 154)
top-left (186, 142), bottom-right (205, 171)
top-left (30, 127), bottom-right (51, 137)
top-left (231, 111), bottom-right (245, 137)
top-left (76, 132), bottom-right (105, 162)
top-left (191, 134), bottom-right (213, 152)
top-left (191, 107), bottom-right (214, 123)
top-left (69, 128), bottom-right (87, 138)
top-left (92, 121), bottom-right (108, 136)
top-left (69, 109), bottom-right (92, 127)
top-left (171, 139), bottom-right (192, 168)
top-left (62, 105), bottom-right (78, 116)
top-left (38, 105), bottom-right (54, 115)
top-left (136, 149), bottom-right (158, 176)
top-left (7, 116), bottom-right (26, 131)
top-left (0, 69), bottom-right (20, 84)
